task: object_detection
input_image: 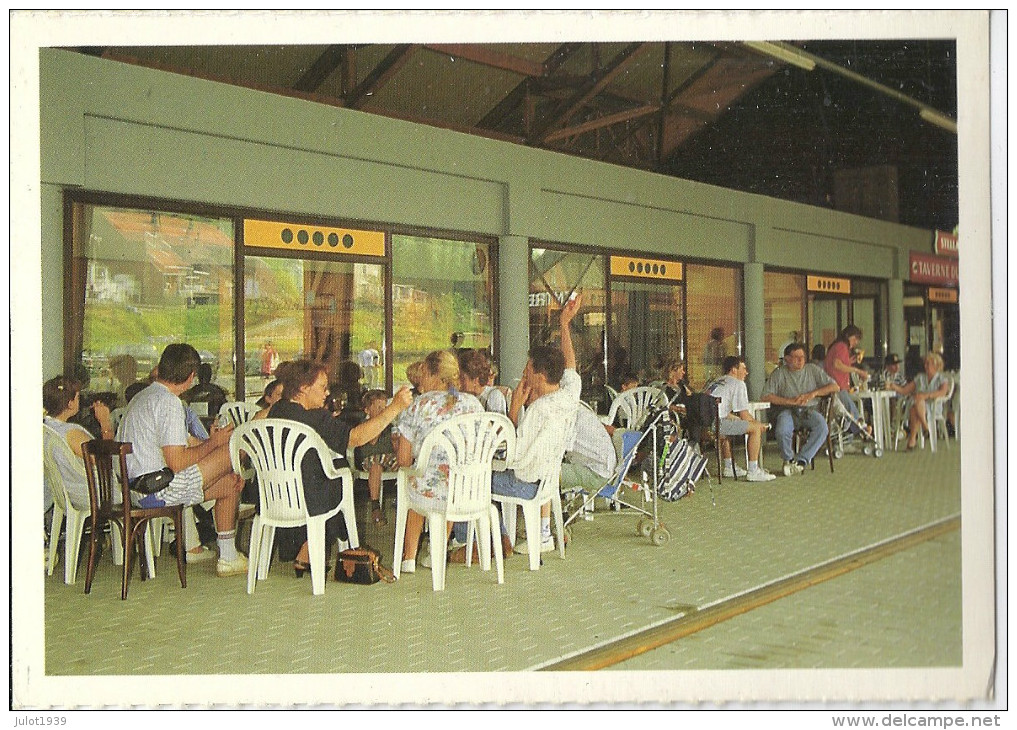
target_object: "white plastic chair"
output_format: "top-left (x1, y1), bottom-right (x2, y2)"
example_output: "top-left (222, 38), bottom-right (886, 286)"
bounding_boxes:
top-left (924, 375), bottom-right (957, 453)
top-left (218, 401), bottom-right (262, 428)
top-left (492, 406), bottom-right (576, 571)
top-left (392, 412), bottom-right (516, 591)
top-left (43, 424), bottom-right (91, 584)
top-left (604, 386), bottom-right (667, 430)
top-left (494, 459), bottom-right (568, 571)
top-left (230, 419), bottom-right (359, 596)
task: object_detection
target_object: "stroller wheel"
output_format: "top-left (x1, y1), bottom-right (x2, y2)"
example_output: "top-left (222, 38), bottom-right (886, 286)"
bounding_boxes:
top-left (650, 526), bottom-right (670, 546)
top-left (874, 448), bottom-right (884, 458)
top-left (833, 448), bottom-right (844, 459)
top-left (863, 445), bottom-right (873, 456)
top-left (637, 518), bottom-right (653, 537)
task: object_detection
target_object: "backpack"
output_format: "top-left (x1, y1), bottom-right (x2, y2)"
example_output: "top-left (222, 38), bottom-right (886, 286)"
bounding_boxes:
top-left (684, 391), bottom-right (717, 440)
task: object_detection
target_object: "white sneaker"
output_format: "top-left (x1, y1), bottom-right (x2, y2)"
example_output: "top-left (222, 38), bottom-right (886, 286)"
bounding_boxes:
top-left (746, 468), bottom-right (777, 482)
top-left (721, 464), bottom-right (749, 478)
top-left (400, 559), bottom-right (416, 574)
top-left (216, 553), bottom-right (249, 577)
top-left (185, 546), bottom-right (215, 564)
top-left (782, 460), bottom-right (805, 477)
top-left (514, 535), bottom-right (555, 555)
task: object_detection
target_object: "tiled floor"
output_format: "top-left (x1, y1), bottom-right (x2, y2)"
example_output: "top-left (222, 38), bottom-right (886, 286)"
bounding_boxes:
top-left (39, 443), bottom-right (964, 688)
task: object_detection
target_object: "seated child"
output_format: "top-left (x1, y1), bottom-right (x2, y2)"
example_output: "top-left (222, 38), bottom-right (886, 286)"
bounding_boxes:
top-left (355, 389), bottom-right (400, 525)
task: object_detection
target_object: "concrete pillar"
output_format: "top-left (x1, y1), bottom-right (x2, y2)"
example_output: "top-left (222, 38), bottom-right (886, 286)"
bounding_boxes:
top-left (498, 235), bottom-right (530, 384)
top-left (743, 262), bottom-right (766, 400)
top-left (887, 278), bottom-right (905, 359)
top-left (41, 183), bottom-right (64, 380)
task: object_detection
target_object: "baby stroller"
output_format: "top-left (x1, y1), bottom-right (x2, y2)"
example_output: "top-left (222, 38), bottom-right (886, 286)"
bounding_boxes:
top-left (829, 393), bottom-right (883, 458)
top-left (562, 400), bottom-right (708, 547)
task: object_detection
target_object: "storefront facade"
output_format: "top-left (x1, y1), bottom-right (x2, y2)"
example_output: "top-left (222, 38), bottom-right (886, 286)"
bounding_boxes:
top-left (41, 49), bottom-right (936, 403)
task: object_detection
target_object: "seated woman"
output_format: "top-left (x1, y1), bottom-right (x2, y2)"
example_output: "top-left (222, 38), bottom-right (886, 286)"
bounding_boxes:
top-left (458, 349), bottom-right (508, 417)
top-left (900, 352), bottom-right (951, 452)
top-left (660, 359), bottom-right (693, 435)
top-left (263, 360), bottom-right (412, 576)
top-left (354, 389), bottom-right (400, 526)
top-left (255, 379), bottom-right (283, 410)
top-left (392, 350), bottom-right (484, 574)
top-left (43, 375), bottom-right (114, 512)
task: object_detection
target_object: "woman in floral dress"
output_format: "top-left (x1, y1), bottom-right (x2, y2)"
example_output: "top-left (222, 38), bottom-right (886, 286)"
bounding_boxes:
top-left (394, 349), bottom-right (482, 573)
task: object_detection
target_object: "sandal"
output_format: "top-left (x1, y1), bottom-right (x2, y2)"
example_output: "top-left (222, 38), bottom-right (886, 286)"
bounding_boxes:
top-left (293, 560), bottom-right (331, 578)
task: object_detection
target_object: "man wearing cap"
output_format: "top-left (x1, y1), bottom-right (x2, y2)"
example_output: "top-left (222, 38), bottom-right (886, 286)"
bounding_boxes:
top-left (875, 353), bottom-right (909, 395)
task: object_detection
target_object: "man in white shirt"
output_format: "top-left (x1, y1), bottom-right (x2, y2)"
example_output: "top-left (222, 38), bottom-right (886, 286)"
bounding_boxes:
top-left (497, 295), bottom-right (582, 554)
top-left (705, 356), bottom-right (776, 482)
top-left (118, 343), bottom-right (247, 577)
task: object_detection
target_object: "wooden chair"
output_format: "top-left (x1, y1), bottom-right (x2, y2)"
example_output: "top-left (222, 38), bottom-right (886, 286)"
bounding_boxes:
top-left (80, 440), bottom-right (187, 599)
top-left (709, 397), bottom-right (755, 483)
top-left (792, 396), bottom-right (836, 473)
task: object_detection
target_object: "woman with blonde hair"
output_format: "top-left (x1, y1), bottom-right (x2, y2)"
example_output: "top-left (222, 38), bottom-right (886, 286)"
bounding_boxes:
top-left (900, 352), bottom-right (951, 452)
top-left (392, 349), bottom-right (483, 574)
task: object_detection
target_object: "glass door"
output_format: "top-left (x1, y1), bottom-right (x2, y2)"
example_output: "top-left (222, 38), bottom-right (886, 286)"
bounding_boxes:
top-left (807, 295), bottom-right (848, 355)
top-left (609, 279), bottom-right (685, 387)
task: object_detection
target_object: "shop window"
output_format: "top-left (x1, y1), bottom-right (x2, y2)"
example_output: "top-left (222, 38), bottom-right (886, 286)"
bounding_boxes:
top-left (68, 203), bottom-right (235, 406)
top-left (763, 271), bottom-right (806, 374)
top-left (391, 235), bottom-right (494, 386)
top-left (686, 263), bottom-right (743, 389)
top-left (529, 247), bottom-right (607, 407)
top-left (242, 256), bottom-right (385, 399)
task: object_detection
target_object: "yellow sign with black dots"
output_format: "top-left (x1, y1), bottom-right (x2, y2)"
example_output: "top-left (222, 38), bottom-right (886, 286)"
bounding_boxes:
top-left (244, 219), bottom-right (386, 257)
top-left (807, 275), bottom-right (851, 294)
top-left (610, 256), bottom-right (683, 282)
top-left (928, 287), bottom-right (958, 303)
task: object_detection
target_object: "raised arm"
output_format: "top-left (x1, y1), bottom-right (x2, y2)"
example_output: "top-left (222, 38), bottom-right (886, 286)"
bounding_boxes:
top-left (560, 292), bottom-right (582, 371)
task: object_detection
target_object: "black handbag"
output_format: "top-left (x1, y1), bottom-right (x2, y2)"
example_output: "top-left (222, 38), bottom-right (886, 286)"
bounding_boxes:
top-left (130, 467), bottom-right (174, 495)
top-left (333, 546), bottom-right (395, 584)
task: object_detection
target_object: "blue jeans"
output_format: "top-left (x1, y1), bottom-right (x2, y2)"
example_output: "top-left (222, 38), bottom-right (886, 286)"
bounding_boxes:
top-left (451, 469), bottom-right (537, 544)
top-left (773, 407), bottom-right (829, 463)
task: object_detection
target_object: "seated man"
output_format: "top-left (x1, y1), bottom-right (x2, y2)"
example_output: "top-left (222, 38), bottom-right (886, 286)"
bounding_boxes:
top-left (183, 362), bottom-right (229, 426)
top-left (761, 342), bottom-right (840, 476)
top-left (449, 295), bottom-right (582, 560)
top-left (705, 355), bottom-right (776, 482)
top-left (559, 306), bottom-right (618, 499)
top-left (875, 353), bottom-right (909, 395)
top-left (118, 343), bottom-right (247, 577)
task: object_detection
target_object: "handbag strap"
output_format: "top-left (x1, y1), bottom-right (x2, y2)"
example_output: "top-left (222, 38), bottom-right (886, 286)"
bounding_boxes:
top-left (376, 562), bottom-right (396, 583)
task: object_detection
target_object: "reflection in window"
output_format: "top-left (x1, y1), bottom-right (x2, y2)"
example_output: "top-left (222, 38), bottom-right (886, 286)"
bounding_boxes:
top-left (529, 248), bottom-right (607, 407)
top-left (391, 235), bottom-right (493, 387)
top-left (686, 263), bottom-right (742, 389)
top-left (851, 280), bottom-right (886, 362)
top-left (243, 256), bottom-right (385, 399)
top-left (70, 204), bottom-right (234, 406)
top-left (763, 271), bottom-right (806, 374)
top-left (610, 279), bottom-right (684, 388)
